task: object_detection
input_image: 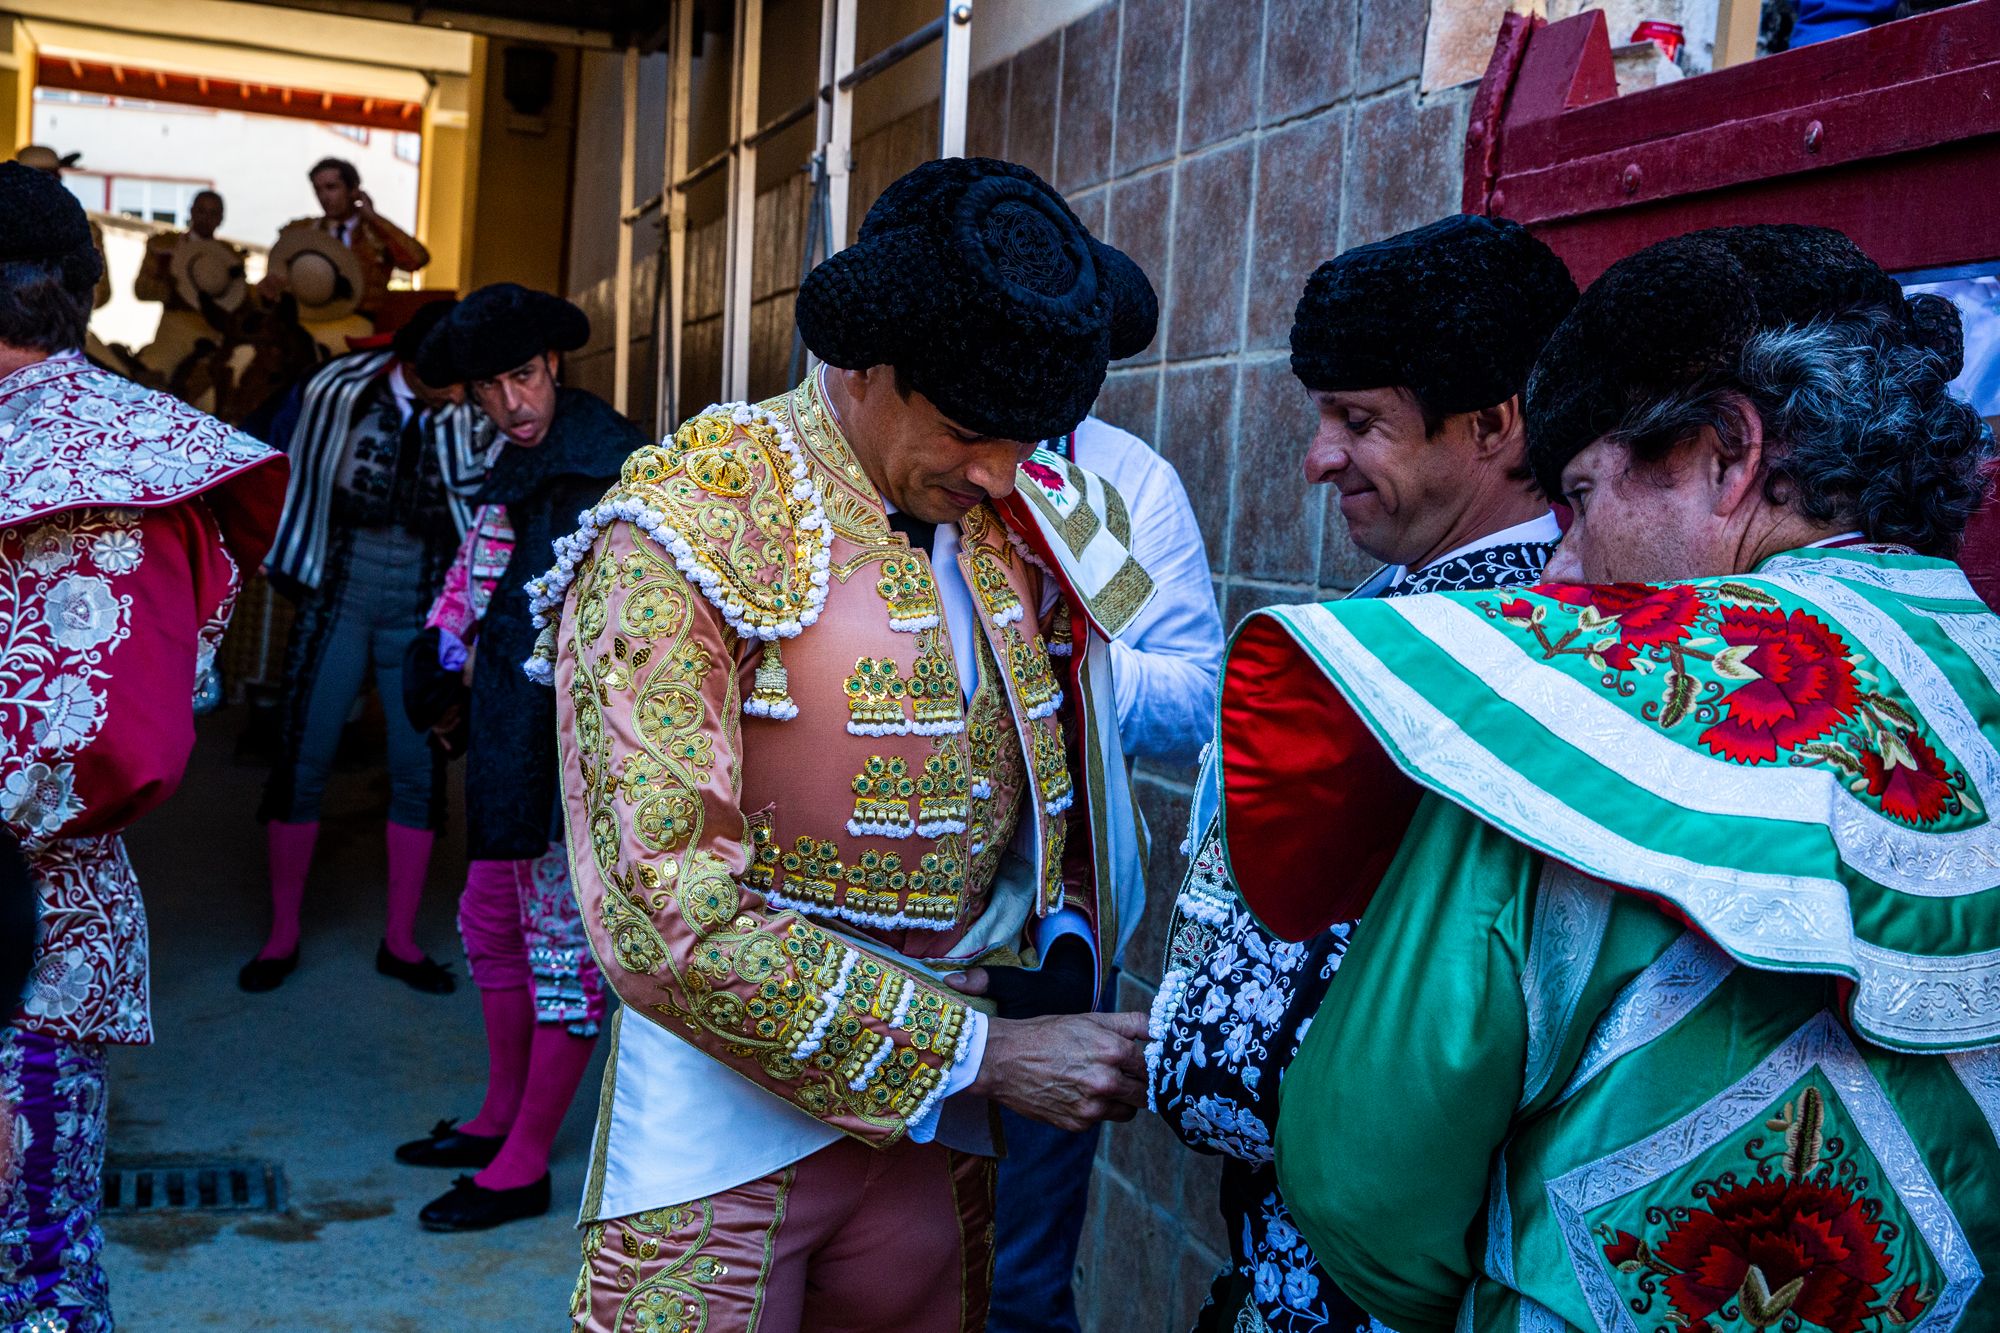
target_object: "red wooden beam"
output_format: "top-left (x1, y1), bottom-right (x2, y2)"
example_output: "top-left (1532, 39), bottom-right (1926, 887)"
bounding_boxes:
top-left (36, 55), bottom-right (421, 133)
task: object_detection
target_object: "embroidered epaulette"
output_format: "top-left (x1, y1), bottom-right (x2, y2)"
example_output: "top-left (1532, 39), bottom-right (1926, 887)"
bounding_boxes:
top-left (523, 402), bottom-right (832, 715)
top-left (1003, 452), bottom-right (1156, 640)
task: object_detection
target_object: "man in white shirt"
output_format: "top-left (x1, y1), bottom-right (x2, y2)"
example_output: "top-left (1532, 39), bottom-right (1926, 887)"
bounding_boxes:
top-left (989, 254), bottom-right (1226, 1330)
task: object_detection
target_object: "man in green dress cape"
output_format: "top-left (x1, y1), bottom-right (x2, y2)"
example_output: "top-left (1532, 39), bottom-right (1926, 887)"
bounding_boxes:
top-left (1218, 225), bottom-right (2000, 1333)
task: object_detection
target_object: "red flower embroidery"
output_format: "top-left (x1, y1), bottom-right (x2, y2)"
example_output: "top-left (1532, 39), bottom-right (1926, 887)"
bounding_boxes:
top-left (1544, 582), bottom-right (1704, 648)
top-left (1699, 606), bottom-right (1860, 764)
top-left (1499, 597), bottom-right (1534, 621)
top-left (1891, 1282), bottom-right (1929, 1323)
top-left (1859, 729), bottom-right (1956, 826)
top-left (1602, 1230), bottom-right (1645, 1270)
top-left (1597, 640), bottom-right (1639, 673)
top-left (1644, 1176), bottom-right (1893, 1333)
top-left (1020, 460), bottom-right (1064, 492)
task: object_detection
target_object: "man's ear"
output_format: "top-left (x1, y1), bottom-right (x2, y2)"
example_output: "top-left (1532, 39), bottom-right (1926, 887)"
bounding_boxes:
top-left (546, 350), bottom-right (562, 380)
top-left (1468, 397), bottom-right (1526, 465)
top-left (1704, 392), bottom-right (1766, 519)
top-left (841, 364), bottom-right (891, 404)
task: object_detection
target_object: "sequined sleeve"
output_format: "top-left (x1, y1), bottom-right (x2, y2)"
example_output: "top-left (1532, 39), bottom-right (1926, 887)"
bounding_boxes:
top-left (555, 520), bottom-right (976, 1143)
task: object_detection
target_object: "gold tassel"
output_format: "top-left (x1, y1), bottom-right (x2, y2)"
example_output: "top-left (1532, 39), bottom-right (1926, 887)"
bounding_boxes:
top-left (747, 639), bottom-right (798, 719)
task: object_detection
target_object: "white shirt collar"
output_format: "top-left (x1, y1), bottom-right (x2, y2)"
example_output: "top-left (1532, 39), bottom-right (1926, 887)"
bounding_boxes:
top-left (1805, 530), bottom-right (1868, 548)
top-left (1368, 510), bottom-right (1563, 595)
top-left (386, 361), bottom-right (419, 423)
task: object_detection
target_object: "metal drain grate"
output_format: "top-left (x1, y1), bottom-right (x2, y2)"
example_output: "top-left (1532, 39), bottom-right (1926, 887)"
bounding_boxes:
top-left (102, 1160), bottom-right (285, 1215)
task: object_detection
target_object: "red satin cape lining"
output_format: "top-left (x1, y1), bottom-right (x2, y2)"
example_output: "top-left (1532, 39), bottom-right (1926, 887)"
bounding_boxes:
top-left (1220, 616), bottom-right (1421, 941)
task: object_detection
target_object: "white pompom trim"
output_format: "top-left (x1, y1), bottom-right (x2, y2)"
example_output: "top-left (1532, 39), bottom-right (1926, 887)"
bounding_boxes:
top-left (846, 818), bottom-right (914, 839)
top-left (790, 948), bottom-right (859, 1062)
top-left (1143, 967), bottom-right (1193, 1114)
top-left (848, 1037), bottom-right (896, 1090)
top-left (1024, 688), bottom-right (1066, 721)
top-left (767, 889), bottom-right (956, 933)
top-left (521, 401), bottom-right (832, 652)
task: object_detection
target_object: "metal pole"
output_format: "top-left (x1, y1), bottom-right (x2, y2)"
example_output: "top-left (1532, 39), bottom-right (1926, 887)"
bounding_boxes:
top-left (828, 0), bottom-right (857, 253)
top-left (938, 2), bottom-right (972, 158)
top-left (721, 0), bottom-right (762, 402)
top-left (660, 0), bottom-right (693, 434)
top-left (613, 44), bottom-right (639, 416)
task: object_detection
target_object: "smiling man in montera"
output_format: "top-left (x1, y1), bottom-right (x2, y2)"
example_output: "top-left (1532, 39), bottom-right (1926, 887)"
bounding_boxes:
top-left (529, 158), bottom-right (1159, 1332)
top-left (1215, 223), bottom-right (2000, 1332)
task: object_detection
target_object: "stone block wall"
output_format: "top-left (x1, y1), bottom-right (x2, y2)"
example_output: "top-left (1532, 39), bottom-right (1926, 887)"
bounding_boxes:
top-left (568, 0), bottom-right (1478, 1323)
top-left (954, 2), bottom-right (1478, 1325)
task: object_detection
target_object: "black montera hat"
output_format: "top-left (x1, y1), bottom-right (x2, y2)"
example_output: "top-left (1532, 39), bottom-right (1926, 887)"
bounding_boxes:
top-left (416, 282), bottom-right (590, 385)
top-left (1525, 224), bottom-right (1963, 497)
top-left (0, 161), bottom-right (99, 269)
top-left (392, 298), bottom-right (458, 367)
top-left (795, 157), bottom-right (1155, 442)
top-left (1290, 214), bottom-right (1579, 415)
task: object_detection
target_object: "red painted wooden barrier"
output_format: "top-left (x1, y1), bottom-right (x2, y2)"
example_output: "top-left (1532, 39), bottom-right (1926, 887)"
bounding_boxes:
top-left (1464, 1), bottom-right (2000, 600)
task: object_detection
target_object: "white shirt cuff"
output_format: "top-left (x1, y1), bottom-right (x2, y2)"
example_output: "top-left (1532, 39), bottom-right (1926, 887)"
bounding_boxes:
top-left (906, 1007), bottom-right (988, 1144)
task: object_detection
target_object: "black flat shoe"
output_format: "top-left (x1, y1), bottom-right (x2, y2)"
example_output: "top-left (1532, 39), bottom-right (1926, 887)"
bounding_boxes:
top-left (395, 1118), bottom-right (504, 1169)
top-left (237, 948), bottom-right (299, 993)
top-left (376, 943), bottom-right (456, 994)
top-left (418, 1173), bottom-right (550, 1232)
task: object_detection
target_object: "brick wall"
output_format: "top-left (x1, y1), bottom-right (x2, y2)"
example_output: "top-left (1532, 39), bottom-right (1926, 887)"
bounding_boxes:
top-left (568, 1), bottom-right (1474, 1324)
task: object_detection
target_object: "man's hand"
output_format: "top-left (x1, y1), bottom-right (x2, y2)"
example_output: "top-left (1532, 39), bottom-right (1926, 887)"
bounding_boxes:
top-left (964, 1010), bottom-right (1150, 1133)
top-left (353, 190), bottom-right (379, 223)
top-left (255, 271), bottom-right (285, 301)
top-left (430, 703), bottom-right (463, 753)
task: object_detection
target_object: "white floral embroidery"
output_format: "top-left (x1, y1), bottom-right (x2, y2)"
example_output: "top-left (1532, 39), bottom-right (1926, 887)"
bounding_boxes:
top-left (2, 760), bottom-right (83, 838)
top-left (89, 528), bottom-right (143, 574)
top-left (34, 674), bottom-right (105, 754)
top-left (42, 573), bottom-right (124, 653)
top-left (0, 357), bottom-right (272, 528)
top-left (21, 945), bottom-right (94, 1020)
top-left (21, 525), bottom-right (75, 575)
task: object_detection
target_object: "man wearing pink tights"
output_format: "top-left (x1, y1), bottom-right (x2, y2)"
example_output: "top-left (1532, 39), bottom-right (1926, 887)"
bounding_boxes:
top-left (242, 299), bottom-right (486, 995)
top-left (391, 284), bottom-right (645, 1232)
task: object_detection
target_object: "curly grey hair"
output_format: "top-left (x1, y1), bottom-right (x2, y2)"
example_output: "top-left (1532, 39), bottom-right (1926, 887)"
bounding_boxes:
top-left (1607, 309), bottom-right (1993, 556)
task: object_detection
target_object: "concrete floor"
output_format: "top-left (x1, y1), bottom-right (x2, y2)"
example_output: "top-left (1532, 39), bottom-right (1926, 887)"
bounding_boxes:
top-left (102, 708), bottom-right (605, 1330)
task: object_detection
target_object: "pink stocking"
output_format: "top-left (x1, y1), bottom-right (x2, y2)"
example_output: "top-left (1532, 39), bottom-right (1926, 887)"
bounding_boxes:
top-left (258, 820), bottom-right (318, 959)
top-left (382, 822), bottom-right (434, 964)
top-left (475, 1024), bottom-right (597, 1190)
top-left (459, 986), bottom-right (534, 1139)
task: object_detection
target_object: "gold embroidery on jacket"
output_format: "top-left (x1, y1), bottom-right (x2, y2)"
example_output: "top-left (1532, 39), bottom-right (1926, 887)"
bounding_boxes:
top-left (615, 407), bottom-right (827, 638)
top-left (844, 657), bottom-right (910, 736)
top-left (1032, 723), bottom-right (1075, 813)
top-left (566, 522), bottom-right (966, 1132)
top-left (785, 380), bottom-right (891, 544)
top-left (906, 628), bottom-right (966, 735)
top-left (849, 756), bottom-right (917, 838)
top-left (875, 550), bottom-right (941, 631)
top-left (916, 747), bottom-right (970, 836)
top-left (1004, 626), bottom-right (1063, 719)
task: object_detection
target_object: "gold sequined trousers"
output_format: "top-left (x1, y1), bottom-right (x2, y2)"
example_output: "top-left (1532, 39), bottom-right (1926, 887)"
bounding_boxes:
top-left (571, 1136), bottom-right (995, 1333)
